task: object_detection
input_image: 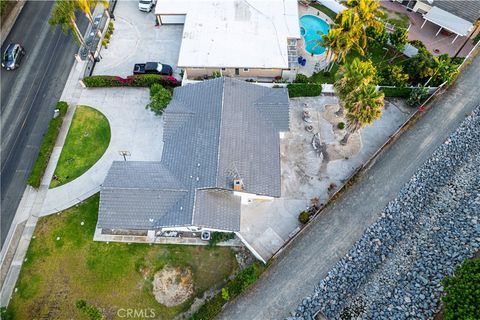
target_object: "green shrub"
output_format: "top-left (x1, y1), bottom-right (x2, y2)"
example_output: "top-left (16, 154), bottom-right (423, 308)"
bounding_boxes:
top-left (287, 83), bottom-right (322, 97)
top-left (190, 263), bottom-right (264, 320)
top-left (407, 86), bottom-right (429, 107)
top-left (83, 75), bottom-right (178, 88)
top-left (75, 299), bottom-right (103, 320)
top-left (337, 122), bottom-right (345, 130)
top-left (298, 211), bottom-right (310, 224)
top-left (27, 102), bottom-right (68, 188)
top-left (409, 39), bottom-right (426, 50)
top-left (0, 307), bottom-right (15, 320)
top-left (442, 259), bottom-right (480, 320)
top-left (294, 74), bottom-right (310, 83)
top-left (380, 86), bottom-right (412, 98)
top-left (146, 84), bottom-right (172, 116)
top-left (208, 232), bottom-right (235, 247)
top-left (191, 293), bottom-right (224, 320)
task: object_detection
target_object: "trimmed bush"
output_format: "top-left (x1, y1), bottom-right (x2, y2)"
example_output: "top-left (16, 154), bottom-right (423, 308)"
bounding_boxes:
top-left (208, 232), bottom-right (235, 247)
top-left (407, 86), bottom-right (430, 107)
top-left (146, 84), bottom-right (172, 116)
top-left (83, 75), bottom-right (178, 88)
top-left (298, 211), bottom-right (310, 224)
top-left (27, 102), bottom-right (68, 188)
top-left (293, 74), bottom-right (310, 83)
top-left (287, 83), bottom-right (322, 97)
top-left (337, 122), bottom-right (345, 130)
top-left (380, 86), bottom-right (413, 98)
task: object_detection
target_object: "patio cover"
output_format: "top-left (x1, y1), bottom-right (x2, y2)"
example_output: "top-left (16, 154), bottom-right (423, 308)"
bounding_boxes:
top-left (423, 6), bottom-right (473, 36)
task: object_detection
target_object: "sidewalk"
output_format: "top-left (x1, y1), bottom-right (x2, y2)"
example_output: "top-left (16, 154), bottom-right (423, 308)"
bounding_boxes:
top-left (0, 57), bottom-right (87, 307)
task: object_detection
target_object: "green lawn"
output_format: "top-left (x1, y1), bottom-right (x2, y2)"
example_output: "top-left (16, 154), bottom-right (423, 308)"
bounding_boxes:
top-left (380, 7), bottom-right (410, 29)
top-left (50, 106), bottom-right (110, 188)
top-left (7, 195), bottom-right (238, 320)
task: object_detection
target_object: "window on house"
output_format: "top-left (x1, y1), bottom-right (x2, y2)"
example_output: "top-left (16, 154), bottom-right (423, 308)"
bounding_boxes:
top-left (221, 68), bottom-right (226, 71)
top-left (243, 68), bottom-right (249, 72)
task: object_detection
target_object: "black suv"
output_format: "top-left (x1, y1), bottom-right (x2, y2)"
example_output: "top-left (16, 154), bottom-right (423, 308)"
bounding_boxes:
top-left (2, 43), bottom-right (25, 71)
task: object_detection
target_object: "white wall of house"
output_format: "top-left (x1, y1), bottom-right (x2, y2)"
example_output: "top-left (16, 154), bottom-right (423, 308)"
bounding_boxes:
top-left (158, 14), bottom-right (186, 24)
top-left (233, 191), bottom-right (274, 205)
top-left (413, 1), bottom-right (432, 14)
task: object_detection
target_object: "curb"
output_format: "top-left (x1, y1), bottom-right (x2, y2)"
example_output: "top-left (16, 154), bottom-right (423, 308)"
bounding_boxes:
top-left (1, 0), bottom-right (27, 46)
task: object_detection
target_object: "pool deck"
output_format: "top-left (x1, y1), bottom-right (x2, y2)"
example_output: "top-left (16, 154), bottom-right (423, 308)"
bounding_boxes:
top-left (297, 4), bottom-right (333, 77)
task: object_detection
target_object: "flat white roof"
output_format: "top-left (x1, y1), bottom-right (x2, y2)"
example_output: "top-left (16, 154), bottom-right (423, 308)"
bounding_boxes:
top-left (155, 0), bottom-right (301, 69)
top-left (424, 6), bottom-right (473, 36)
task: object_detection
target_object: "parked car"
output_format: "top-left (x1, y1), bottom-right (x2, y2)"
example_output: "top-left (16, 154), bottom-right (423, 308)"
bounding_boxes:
top-left (138, 0), bottom-right (156, 12)
top-left (1, 43), bottom-right (25, 71)
top-left (133, 62), bottom-right (173, 76)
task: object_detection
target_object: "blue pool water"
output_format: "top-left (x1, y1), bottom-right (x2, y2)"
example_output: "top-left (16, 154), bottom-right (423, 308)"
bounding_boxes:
top-left (300, 15), bottom-right (330, 55)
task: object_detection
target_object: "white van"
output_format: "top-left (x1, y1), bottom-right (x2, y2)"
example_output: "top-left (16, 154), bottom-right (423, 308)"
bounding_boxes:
top-left (138, 0), bottom-right (156, 12)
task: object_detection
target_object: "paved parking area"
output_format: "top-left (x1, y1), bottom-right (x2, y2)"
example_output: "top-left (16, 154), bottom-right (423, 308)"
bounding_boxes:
top-left (239, 96), bottom-right (414, 261)
top-left (93, 0), bottom-right (183, 77)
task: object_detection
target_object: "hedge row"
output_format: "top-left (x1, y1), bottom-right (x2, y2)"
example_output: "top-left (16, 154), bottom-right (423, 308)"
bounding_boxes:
top-left (287, 83), bottom-right (322, 98)
top-left (83, 74), bottom-right (179, 88)
top-left (380, 86), bottom-right (413, 98)
top-left (191, 262), bottom-right (264, 320)
top-left (27, 102), bottom-right (68, 188)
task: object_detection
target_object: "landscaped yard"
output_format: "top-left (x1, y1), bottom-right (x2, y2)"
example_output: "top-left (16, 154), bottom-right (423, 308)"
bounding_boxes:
top-left (6, 195), bottom-right (238, 319)
top-left (50, 106), bottom-right (110, 188)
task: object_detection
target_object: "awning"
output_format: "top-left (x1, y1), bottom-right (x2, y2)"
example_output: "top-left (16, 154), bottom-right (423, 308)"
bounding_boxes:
top-left (423, 6), bottom-right (473, 36)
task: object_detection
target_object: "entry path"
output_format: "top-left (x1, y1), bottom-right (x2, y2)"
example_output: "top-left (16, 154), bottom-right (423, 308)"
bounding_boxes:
top-left (40, 88), bottom-right (164, 215)
top-left (219, 56), bottom-right (480, 320)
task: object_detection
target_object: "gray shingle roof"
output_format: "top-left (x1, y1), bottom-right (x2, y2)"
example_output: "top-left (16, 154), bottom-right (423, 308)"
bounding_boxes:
top-left (429, 0), bottom-right (480, 23)
top-left (193, 189), bottom-right (242, 231)
top-left (98, 77), bottom-right (289, 231)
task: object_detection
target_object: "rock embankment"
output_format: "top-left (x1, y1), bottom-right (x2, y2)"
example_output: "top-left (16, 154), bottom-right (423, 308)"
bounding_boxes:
top-left (290, 106), bottom-right (480, 320)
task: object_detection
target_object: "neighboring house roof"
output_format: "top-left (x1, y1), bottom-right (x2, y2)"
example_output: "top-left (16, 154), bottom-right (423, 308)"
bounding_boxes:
top-left (154, 0), bottom-right (300, 69)
top-left (98, 77), bottom-right (290, 232)
top-left (423, 6), bottom-right (475, 36)
top-left (429, 0), bottom-right (480, 23)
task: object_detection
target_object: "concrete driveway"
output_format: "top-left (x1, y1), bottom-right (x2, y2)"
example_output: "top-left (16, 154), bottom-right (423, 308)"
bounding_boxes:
top-left (40, 87), bottom-right (164, 215)
top-left (93, 0), bottom-right (183, 77)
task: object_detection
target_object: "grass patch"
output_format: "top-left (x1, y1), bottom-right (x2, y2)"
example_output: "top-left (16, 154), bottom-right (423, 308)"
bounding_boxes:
top-left (50, 106), bottom-right (110, 188)
top-left (27, 102), bottom-right (68, 188)
top-left (310, 2), bottom-right (338, 21)
top-left (7, 195), bottom-right (238, 319)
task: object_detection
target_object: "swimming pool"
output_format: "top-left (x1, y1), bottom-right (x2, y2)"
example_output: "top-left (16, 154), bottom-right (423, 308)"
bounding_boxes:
top-left (300, 15), bottom-right (330, 55)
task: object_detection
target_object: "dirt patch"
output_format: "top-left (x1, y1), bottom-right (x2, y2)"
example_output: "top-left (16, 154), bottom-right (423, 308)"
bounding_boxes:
top-left (153, 266), bottom-right (194, 307)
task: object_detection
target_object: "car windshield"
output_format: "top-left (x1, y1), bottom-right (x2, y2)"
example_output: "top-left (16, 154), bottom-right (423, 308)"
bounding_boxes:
top-left (140, 0), bottom-right (150, 4)
top-left (3, 52), bottom-right (13, 62)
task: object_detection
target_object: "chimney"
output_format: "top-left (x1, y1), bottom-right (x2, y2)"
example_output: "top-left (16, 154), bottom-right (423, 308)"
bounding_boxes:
top-left (233, 179), bottom-right (244, 191)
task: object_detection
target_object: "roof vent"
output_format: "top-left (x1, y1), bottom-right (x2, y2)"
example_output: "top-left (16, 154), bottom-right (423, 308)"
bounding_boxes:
top-left (233, 179), bottom-right (244, 191)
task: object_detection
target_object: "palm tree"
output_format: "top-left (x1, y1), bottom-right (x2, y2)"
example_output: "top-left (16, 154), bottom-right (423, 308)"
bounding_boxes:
top-left (76, 0), bottom-right (109, 23)
top-left (334, 58), bottom-right (377, 100)
top-left (341, 83), bottom-right (384, 144)
top-left (49, 0), bottom-right (86, 47)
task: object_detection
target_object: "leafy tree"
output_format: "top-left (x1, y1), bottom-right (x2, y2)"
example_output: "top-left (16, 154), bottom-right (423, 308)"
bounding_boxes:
top-left (426, 54), bottom-right (459, 86)
top-left (380, 65), bottom-right (409, 87)
top-left (76, 0), bottom-right (108, 23)
top-left (341, 83), bottom-right (384, 144)
top-left (389, 27), bottom-right (408, 53)
top-left (49, 0), bottom-right (86, 46)
top-left (334, 58), bottom-right (377, 101)
top-left (407, 85), bottom-right (429, 106)
top-left (146, 84), bottom-right (172, 116)
top-left (366, 26), bottom-right (388, 50)
top-left (441, 259), bottom-right (480, 320)
top-left (403, 47), bottom-right (436, 83)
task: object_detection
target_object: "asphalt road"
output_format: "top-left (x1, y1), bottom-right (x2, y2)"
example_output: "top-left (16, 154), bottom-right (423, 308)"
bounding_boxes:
top-left (0, 1), bottom-right (87, 247)
top-left (219, 55), bottom-right (480, 320)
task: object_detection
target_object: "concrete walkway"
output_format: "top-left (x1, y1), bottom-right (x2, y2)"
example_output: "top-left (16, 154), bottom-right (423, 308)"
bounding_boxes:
top-left (218, 56), bottom-right (480, 320)
top-left (40, 87), bottom-right (164, 215)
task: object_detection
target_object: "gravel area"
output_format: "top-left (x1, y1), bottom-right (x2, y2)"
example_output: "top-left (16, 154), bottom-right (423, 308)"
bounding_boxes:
top-left (290, 105), bottom-right (480, 320)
